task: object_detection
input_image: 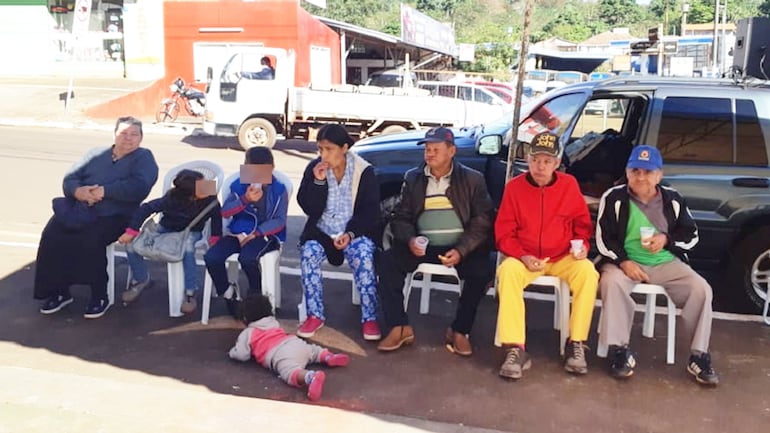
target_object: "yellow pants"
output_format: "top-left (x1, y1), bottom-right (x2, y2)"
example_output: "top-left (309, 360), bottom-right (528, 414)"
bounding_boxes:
top-left (496, 255), bottom-right (599, 346)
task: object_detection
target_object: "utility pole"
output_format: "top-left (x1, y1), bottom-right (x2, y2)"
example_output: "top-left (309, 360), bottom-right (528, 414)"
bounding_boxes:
top-left (506, 0), bottom-right (533, 183)
top-left (712, 0), bottom-right (720, 71)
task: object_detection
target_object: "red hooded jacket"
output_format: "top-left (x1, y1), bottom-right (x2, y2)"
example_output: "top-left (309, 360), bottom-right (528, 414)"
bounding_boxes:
top-left (495, 171), bottom-right (592, 261)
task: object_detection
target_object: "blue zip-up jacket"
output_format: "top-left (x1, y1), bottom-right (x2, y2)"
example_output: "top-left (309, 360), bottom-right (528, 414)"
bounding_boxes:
top-left (221, 175), bottom-right (288, 242)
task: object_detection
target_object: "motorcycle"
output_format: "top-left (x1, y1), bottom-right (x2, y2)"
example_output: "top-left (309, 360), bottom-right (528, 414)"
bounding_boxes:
top-left (155, 78), bottom-right (206, 123)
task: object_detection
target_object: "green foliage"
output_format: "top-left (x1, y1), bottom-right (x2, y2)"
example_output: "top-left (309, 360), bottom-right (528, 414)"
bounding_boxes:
top-left (307, 0), bottom-right (765, 76)
top-left (759, 0), bottom-right (770, 16)
top-left (598, 0), bottom-right (643, 26)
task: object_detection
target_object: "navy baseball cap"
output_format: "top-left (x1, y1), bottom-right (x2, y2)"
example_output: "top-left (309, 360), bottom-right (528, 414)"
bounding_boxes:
top-left (418, 127), bottom-right (455, 146)
top-left (627, 145), bottom-right (663, 171)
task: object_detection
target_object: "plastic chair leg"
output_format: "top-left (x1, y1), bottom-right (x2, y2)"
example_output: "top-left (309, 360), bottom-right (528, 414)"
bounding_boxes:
top-left (352, 280), bottom-right (360, 305)
top-left (201, 272), bottom-right (213, 324)
top-left (106, 244), bottom-right (115, 307)
top-left (558, 282), bottom-right (571, 356)
top-left (166, 262), bottom-right (184, 317)
top-left (666, 297), bottom-right (676, 364)
top-left (402, 272), bottom-right (414, 312)
top-left (642, 293), bottom-right (656, 338)
top-left (419, 274), bottom-right (433, 314)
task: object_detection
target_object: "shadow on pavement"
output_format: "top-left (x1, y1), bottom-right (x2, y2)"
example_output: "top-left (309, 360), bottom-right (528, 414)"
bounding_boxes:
top-left (2, 250), bottom-right (770, 432)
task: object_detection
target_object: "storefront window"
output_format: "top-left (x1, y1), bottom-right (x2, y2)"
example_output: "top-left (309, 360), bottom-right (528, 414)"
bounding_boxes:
top-left (48, 0), bottom-right (125, 62)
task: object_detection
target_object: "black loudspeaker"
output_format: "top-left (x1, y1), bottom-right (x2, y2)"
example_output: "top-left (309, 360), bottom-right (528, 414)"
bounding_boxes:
top-left (733, 17), bottom-right (770, 80)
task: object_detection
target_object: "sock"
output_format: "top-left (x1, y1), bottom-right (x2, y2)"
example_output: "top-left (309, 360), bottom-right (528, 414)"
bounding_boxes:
top-left (304, 370), bottom-right (316, 385)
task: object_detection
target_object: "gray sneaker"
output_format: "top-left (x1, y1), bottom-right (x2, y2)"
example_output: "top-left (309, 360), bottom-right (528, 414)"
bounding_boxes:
top-left (499, 347), bottom-right (532, 380)
top-left (564, 340), bottom-right (589, 375)
top-left (181, 290), bottom-right (197, 314)
top-left (122, 279), bottom-right (152, 304)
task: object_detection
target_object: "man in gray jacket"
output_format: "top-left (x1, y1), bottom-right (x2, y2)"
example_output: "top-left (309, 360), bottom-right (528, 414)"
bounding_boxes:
top-left (596, 145), bottom-right (718, 386)
top-left (376, 127), bottom-right (494, 357)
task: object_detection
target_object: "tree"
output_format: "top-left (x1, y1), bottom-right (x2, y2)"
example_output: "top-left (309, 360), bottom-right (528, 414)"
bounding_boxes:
top-left (598, 0), bottom-right (642, 27)
top-left (760, 0), bottom-right (770, 17)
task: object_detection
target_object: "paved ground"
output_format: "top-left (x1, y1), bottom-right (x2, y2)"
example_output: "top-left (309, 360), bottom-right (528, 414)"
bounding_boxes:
top-left (1, 75), bottom-right (770, 433)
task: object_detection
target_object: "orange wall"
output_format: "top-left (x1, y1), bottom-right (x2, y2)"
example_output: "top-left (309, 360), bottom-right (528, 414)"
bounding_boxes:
top-left (87, 0), bottom-right (340, 119)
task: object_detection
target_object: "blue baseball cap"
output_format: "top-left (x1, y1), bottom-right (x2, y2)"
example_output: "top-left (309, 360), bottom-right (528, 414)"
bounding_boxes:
top-left (627, 145), bottom-right (663, 171)
top-left (418, 127), bottom-right (455, 146)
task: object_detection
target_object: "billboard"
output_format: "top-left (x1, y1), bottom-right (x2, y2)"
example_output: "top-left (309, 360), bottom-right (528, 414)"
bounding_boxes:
top-left (400, 4), bottom-right (456, 56)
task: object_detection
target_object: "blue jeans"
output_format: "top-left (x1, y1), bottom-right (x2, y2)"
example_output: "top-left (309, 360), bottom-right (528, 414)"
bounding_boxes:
top-left (126, 228), bottom-right (203, 291)
top-left (204, 235), bottom-right (279, 296)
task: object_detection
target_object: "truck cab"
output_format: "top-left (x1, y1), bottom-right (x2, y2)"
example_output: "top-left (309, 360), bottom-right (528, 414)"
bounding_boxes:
top-left (204, 48), bottom-right (295, 149)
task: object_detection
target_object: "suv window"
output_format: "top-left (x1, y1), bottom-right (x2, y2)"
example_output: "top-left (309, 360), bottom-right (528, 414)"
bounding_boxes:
top-left (515, 92), bottom-right (587, 158)
top-left (656, 97), bottom-right (768, 166)
top-left (735, 99), bottom-right (768, 166)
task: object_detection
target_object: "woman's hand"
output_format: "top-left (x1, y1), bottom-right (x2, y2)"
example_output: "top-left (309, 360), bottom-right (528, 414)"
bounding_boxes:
top-left (117, 233), bottom-right (135, 244)
top-left (333, 233), bottom-right (351, 250)
top-left (74, 185), bottom-right (100, 205)
top-left (313, 162), bottom-right (329, 181)
top-left (244, 185), bottom-right (264, 203)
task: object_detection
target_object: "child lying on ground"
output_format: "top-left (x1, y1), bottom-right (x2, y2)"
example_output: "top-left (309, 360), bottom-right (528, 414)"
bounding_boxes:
top-left (228, 294), bottom-right (349, 401)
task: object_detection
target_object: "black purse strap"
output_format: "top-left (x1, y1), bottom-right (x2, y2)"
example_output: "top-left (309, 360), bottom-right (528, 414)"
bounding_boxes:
top-left (184, 199), bottom-right (218, 232)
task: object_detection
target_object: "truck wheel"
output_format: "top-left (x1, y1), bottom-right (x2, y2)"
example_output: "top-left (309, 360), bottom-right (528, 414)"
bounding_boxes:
top-left (725, 227), bottom-right (770, 312)
top-left (238, 118), bottom-right (277, 149)
top-left (381, 125), bottom-right (407, 135)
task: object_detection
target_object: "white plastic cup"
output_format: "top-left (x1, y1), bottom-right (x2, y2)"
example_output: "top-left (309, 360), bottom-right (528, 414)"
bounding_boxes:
top-left (640, 226), bottom-right (655, 246)
top-left (570, 239), bottom-right (583, 257)
top-left (414, 236), bottom-right (429, 253)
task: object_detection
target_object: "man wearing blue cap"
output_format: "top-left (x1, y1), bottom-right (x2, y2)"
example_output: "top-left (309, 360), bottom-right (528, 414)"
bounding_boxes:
top-left (377, 127), bottom-right (494, 356)
top-left (596, 145), bottom-right (718, 386)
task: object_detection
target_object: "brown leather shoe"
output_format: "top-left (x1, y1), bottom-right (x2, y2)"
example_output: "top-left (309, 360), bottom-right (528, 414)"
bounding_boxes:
top-left (377, 325), bottom-right (415, 352)
top-left (445, 327), bottom-right (472, 356)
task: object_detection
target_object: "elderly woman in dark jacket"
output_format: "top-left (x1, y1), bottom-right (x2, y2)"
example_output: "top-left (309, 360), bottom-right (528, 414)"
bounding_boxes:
top-left (296, 124), bottom-right (381, 341)
top-left (34, 116), bottom-right (158, 319)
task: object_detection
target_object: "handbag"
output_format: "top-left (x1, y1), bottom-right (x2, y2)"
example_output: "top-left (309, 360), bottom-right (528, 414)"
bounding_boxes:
top-left (52, 196), bottom-right (97, 230)
top-left (131, 200), bottom-right (217, 263)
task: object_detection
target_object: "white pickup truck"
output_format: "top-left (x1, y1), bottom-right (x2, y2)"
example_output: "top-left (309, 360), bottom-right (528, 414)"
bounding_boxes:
top-left (203, 48), bottom-right (506, 149)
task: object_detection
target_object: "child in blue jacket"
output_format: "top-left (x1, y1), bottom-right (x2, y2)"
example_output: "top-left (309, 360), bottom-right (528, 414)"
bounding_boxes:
top-left (205, 147), bottom-right (288, 315)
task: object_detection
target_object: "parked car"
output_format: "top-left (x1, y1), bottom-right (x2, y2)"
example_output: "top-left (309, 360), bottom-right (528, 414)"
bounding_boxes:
top-left (365, 69), bottom-right (417, 88)
top-left (352, 77), bottom-right (770, 312)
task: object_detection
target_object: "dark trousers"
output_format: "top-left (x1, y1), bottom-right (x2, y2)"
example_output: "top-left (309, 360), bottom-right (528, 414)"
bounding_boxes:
top-left (204, 235), bottom-right (279, 296)
top-left (34, 214), bottom-right (127, 301)
top-left (377, 244), bottom-right (491, 334)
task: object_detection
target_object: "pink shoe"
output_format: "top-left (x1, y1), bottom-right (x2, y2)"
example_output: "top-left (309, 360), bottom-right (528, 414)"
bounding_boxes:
top-left (297, 316), bottom-right (324, 338)
top-left (324, 352), bottom-right (350, 367)
top-left (362, 320), bottom-right (381, 341)
top-left (307, 371), bottom-right (326, 401)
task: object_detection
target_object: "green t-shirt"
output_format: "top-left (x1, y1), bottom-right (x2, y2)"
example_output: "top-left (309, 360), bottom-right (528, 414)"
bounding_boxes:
top-left (624, 202), bottom-right (675, 266)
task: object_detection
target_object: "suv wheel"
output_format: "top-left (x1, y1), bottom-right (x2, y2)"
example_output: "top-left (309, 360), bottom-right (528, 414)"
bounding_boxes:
top-left (726, 227), bottom-right (770, 311)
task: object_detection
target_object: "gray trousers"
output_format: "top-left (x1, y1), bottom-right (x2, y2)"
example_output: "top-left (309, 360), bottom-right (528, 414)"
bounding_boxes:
top-left (265, 336), bottom-right (325, 385)
top-left (598, 259), bottom-right (713, 354)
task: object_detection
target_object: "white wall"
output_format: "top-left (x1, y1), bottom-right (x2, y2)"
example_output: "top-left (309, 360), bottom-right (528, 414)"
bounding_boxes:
top-left (0, 6), bottom-right (57, 75)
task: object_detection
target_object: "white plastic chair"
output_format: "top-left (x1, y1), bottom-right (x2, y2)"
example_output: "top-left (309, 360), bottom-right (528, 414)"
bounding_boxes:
top-left (596, 283), bottom-right (677, 365)
top-left (106, 161), bottom-right (225, 316)
top-left (162, 161), bottom-right (225, 317)
top-left (201, 170), bottom-right (293, 324)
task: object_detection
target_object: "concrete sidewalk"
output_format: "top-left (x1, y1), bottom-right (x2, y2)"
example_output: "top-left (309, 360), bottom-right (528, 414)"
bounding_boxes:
top-left (0, 75), bottom-right (197, 134)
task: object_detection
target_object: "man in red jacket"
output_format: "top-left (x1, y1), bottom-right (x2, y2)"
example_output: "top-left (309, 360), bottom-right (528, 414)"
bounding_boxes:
top-left (494, 131), bottom-right (598, 380)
